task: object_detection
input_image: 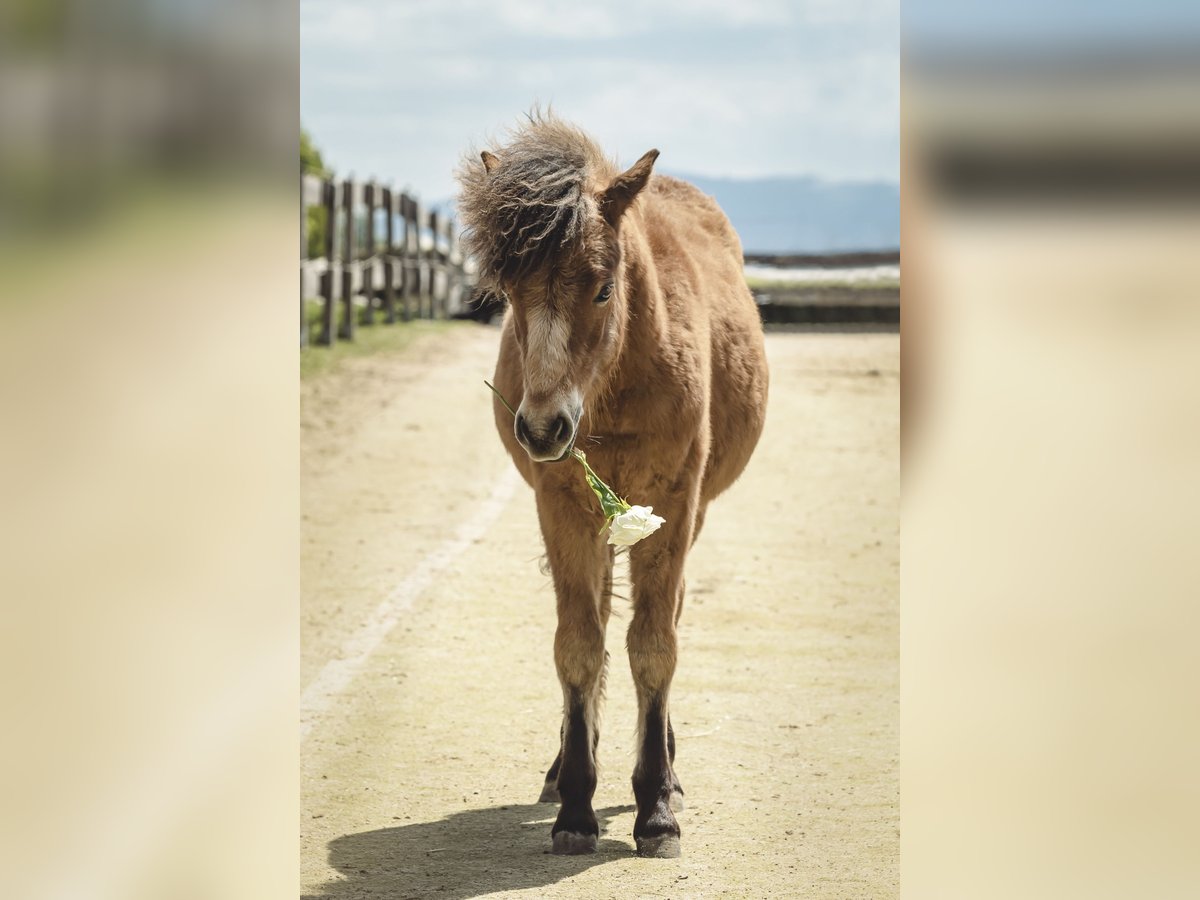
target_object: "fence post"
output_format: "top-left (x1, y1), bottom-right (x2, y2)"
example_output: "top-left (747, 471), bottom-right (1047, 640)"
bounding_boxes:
top-left (446, 216), bottom-right (461, 318)
top-left (361, 182), bottom-right (376, 326)
top-left (382, 185), bottom-right (397, 324)
top-left (339, 177), bottom-right (356, 341)
top-left (398, 193), bottom-right (414, 322)
top-left (416, 200), bottom-right (430, 318)
top-left (319, 178), bottom-right (337, 346)
top-left (429, 209), bottom-right (443, 319)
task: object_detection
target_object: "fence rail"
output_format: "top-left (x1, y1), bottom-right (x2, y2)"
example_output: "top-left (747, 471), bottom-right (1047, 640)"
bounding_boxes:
top-left (300, 174), bottom-right (471, 346)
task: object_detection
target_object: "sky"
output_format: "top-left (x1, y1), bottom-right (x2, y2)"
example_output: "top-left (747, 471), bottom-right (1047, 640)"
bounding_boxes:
top-left (300, 0), bottom-right (899, 202)
top-left (904, 0), bottom-right (1200, 49)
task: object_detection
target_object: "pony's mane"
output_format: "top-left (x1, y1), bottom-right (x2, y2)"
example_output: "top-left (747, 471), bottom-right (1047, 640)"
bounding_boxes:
top-left (456, 112), bottom-right (616, 282)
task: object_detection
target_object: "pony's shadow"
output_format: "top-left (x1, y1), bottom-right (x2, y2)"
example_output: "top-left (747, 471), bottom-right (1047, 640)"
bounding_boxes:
top-left (303, 803), bottom-right (636, 900)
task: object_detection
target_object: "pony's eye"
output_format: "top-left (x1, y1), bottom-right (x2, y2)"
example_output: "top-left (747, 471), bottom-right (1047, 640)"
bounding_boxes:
top-left (595, 282), bottom-right (614, 304)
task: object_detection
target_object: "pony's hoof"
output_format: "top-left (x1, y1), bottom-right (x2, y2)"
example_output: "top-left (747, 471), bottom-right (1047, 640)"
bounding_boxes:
top-left (551, 831), bottom-right (597, 855)
top-left (538, 780), bottom-right (560, 803)
top-left (669, 788), bottom-right (686, 812)
top-left (635, 833), bottom-right (681, 858)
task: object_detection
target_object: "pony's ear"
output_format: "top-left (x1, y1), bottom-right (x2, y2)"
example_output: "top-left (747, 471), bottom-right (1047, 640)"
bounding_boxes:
top-left (480, 150), bottom-right (501, 174)
top-left (600, 149), bottom-right (659, 225)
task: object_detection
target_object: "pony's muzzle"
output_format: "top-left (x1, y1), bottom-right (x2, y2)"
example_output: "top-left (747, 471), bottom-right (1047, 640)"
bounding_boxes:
top-left (515, 407), bottom-right (576, 462)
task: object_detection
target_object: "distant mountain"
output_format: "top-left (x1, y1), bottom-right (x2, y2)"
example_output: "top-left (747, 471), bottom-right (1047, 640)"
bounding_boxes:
top-left (674, 173), bottom-right (899, 255)
top-left (435, 172), bottom-right (900, 256)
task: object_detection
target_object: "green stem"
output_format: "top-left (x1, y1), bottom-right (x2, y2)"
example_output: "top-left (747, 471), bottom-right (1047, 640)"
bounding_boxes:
top-left (570, 448), bottom-right (597, 477)
top-left (484, 380), bottom-right (518, 417)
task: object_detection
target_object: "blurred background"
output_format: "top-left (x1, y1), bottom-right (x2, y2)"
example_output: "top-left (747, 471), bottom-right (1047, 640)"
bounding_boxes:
top-left (904, 3), bottom-right (1200, 898)
top-left (0, 0), bottom-right (298, 898)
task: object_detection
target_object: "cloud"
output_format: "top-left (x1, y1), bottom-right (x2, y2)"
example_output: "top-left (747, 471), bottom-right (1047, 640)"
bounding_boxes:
top-left (300, 0), bottom-right (898, 198)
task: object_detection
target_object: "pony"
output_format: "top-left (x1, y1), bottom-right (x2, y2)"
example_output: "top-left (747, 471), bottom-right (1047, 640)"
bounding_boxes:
top-left (456, 113), bottom-right (768, 858)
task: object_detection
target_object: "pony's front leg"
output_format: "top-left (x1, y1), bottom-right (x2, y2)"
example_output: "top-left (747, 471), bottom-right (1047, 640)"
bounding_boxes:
top-left (628, 496), bottom-right (696, 858)
top-left (537, 489), bottom-right (610, 855)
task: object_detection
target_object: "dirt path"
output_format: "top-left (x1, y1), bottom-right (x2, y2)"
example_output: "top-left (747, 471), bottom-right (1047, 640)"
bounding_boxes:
top-left (301, 324), bottom-right (899, 898)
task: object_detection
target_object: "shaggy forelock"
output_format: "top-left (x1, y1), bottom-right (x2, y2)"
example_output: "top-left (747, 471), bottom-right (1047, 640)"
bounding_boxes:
top-left (456, 114), bottom-right (614, 283)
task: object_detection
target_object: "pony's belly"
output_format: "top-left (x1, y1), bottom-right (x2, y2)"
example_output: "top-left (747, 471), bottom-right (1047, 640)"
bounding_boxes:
top-left (703, 341), bottom-right (769, 500)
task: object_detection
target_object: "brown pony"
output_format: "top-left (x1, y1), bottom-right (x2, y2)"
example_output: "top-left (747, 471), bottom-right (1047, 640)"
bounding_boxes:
top-left (456, 113), bottom-right (768, 858)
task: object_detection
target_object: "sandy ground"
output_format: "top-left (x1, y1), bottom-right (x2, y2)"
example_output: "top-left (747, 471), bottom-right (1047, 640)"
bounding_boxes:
top-left (300, 324), bottom-right (899, 898)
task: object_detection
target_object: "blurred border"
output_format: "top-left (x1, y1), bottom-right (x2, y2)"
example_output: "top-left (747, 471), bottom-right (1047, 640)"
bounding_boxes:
top-left (904, 20), bottom-right (1200, 900)
top-left (0, 1), bottom-right (299, 897)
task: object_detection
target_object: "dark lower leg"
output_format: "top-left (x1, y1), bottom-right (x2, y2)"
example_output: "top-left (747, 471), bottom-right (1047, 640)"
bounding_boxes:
top-left (548, 598), bottom-right (606, 853)
top-left (667, 718), bottom-right (685, 807)
top-left (551, 692), bottom-right (599, 853)
top-left (666, 579), bottom-right (687, 809)
top-left (628, 606), bottom-right (681, 857)
top-left (540, 652), bottom-right (607, 804)
top-left (539, 726), bottom-right (564, 802)
top-left (632, 695), bottom-right (680, 856)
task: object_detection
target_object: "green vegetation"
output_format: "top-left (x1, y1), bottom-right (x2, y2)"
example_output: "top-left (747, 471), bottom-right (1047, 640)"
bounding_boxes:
top-left (300, 300), bottom-right (458, 380)
top-left (745, 275), bottom-right (900, 292)
top-left (305, 205), bottom-right (328, 259)
top-left (8, 0), bottom-right (68, 47)
top-left (302, 128), bottom-right (331, 259)
top-left (301, 128), bottom-right (331, 179)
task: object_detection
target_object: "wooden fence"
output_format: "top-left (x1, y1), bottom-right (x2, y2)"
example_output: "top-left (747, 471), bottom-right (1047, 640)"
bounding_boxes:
top-left (300, 174), bottom-right (471, 346)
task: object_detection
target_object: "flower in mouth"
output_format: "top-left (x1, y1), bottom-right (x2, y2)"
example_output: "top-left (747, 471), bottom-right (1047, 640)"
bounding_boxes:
top-left (605, 504), bottom-right (666, 547)
top-left (486, 380), bottom-right (666, 547)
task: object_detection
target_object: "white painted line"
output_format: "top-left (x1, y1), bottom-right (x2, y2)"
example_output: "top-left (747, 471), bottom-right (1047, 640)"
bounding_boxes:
top-left (300, 465), bottom-right (522, 739)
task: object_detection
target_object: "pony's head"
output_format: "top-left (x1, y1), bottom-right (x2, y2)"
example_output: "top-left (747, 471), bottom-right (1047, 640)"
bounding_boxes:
top-left (457, 113), bottom-right (657, 462)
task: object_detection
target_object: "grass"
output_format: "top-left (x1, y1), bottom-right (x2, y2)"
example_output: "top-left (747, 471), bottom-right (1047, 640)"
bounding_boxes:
top-left (745, 275), bottom-right (900, 292)
top-left (300, 300), bottom-right (459, 380)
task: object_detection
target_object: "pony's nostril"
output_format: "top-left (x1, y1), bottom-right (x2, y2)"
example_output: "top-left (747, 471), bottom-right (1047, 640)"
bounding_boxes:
top-left (551, 415), bottom-right (571, 444)
top-left (515, 413), bottom-right (533, 445)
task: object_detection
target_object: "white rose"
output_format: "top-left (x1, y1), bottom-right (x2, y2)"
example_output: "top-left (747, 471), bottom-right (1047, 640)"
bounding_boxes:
top-left (607, 505), bottom-right (666, 547)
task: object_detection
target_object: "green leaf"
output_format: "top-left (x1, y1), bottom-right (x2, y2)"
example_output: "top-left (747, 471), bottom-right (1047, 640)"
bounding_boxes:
top-left (572, 450), bottom-right (630, 521)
